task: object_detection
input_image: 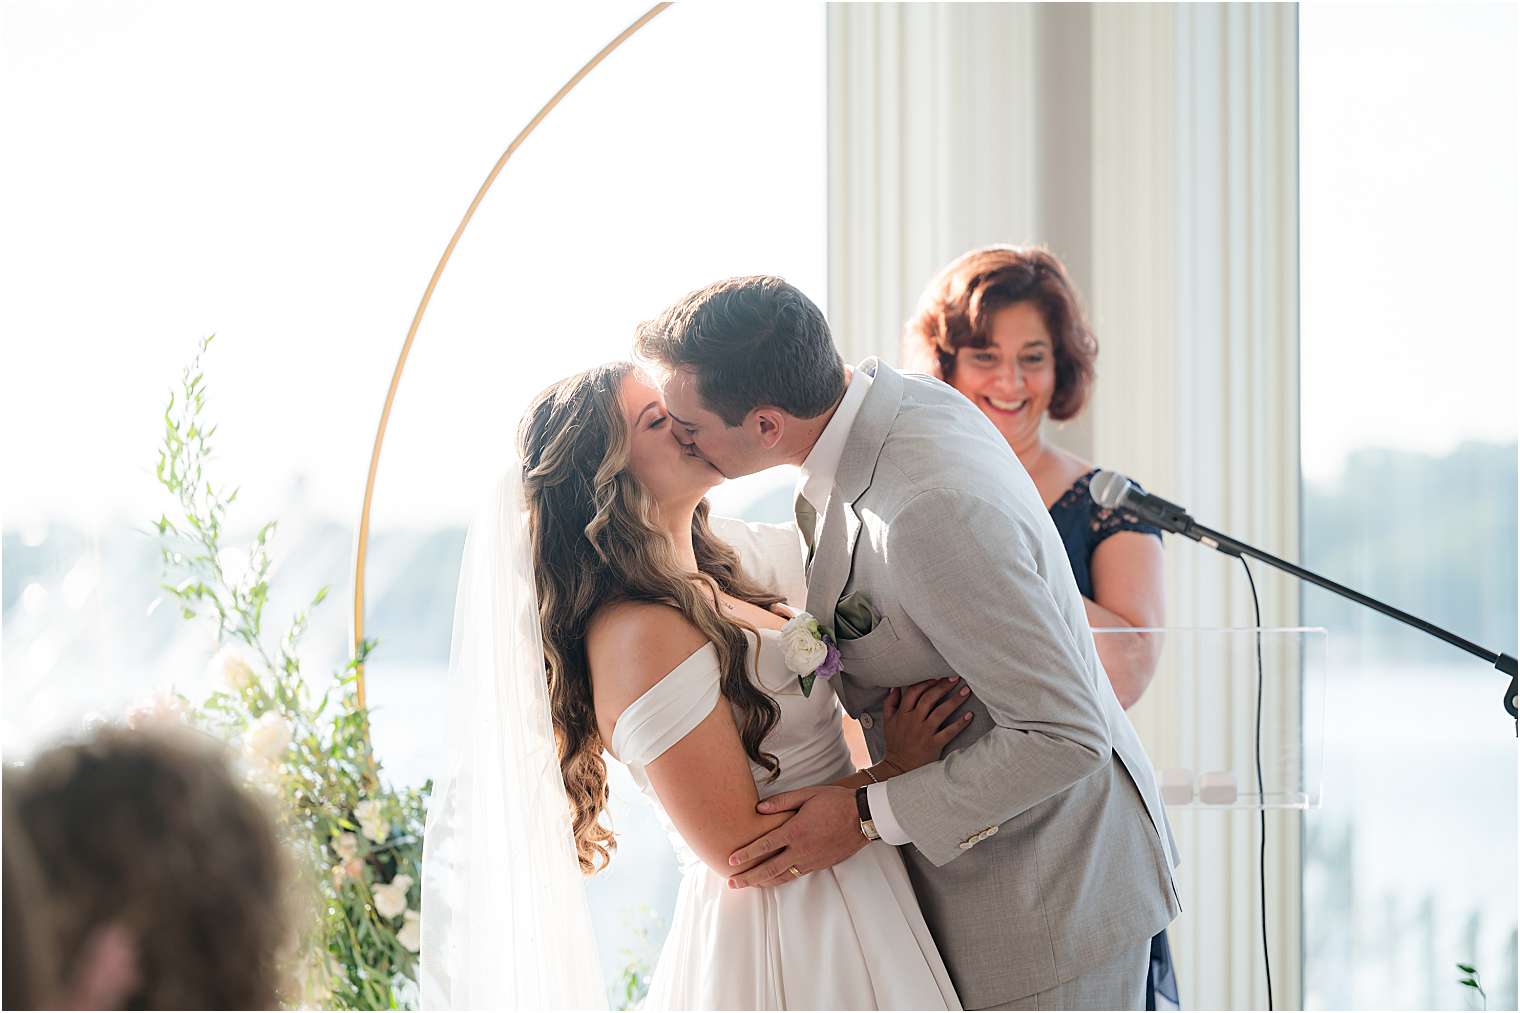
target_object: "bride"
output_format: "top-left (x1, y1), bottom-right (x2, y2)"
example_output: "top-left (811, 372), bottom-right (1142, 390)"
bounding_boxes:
top-left (420, 361), bottom-right (966, 1010)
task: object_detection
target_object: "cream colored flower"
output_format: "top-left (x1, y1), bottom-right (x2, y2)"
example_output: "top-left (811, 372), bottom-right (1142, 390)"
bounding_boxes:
top-left (354, 799), bottom-right (389, 843)
top-left (125, 692), bottom-right (187, 729)
top-left (779, 613), bottom-right (828, 675)
top-left (397, 910), bottom-right (421, 953)
top-left (373, 874), bottom-right (413, 920)
top-left (208, 646), bottom-right (257, 692)
top-left (333, 832), bottom-right (360, 862)
top-left (244, 711), bottom-right (292, 765)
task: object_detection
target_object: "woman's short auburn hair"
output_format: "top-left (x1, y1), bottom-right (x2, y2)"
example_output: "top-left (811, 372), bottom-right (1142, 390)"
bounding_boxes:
top-left (901, 245), bottom-right (1099, 422)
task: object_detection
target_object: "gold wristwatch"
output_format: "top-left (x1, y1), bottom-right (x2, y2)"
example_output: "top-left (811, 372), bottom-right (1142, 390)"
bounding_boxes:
top-left (855, 786), bottom-right (881, 841)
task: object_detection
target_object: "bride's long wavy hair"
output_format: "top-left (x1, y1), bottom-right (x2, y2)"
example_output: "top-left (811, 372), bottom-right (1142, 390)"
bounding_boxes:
top-left (520, 361), bottom-right (785, 875)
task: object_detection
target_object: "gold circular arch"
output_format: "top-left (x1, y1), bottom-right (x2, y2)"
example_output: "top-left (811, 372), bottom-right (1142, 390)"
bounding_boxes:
top-left (349, 3), bottom-right (671, 708)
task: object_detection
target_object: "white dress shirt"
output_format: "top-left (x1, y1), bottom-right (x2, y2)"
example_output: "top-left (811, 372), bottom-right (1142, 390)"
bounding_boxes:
top-left (794, 366), bottom-right (913, 847)
top-left (796, 365), bottom-right (871, 538)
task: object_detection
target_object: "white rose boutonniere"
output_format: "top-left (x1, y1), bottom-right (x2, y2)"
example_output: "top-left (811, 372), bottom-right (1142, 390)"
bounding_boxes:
top-left (373, 874), bottom-right (413, 920)
top-left (778, 611), bottom-right (842, 697)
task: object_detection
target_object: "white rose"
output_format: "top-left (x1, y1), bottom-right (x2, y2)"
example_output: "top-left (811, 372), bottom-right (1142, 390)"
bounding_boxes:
top-left (333, 832), bottom-right (360, 862)
top-left (209, 647), bottom-right (257, 692)
top-left (354, 799), bottom-right (390, 843)
top-left (779, 613), bottom-right (828, 675)
top-left (244, 711), bottom-right (292, 765)
top-left (373, 874), bottom-right (413, 920)
top-left (396, 910), bottom-right (421, 953)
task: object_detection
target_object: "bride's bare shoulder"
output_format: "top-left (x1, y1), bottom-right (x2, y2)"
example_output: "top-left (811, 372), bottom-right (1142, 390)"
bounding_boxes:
top-left (586, 602), bottom-right (711, 716)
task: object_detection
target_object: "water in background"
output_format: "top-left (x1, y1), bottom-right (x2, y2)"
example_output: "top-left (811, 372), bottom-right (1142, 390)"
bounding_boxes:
top-left (1301, 442), bottom-right (1518, 1009)
top-left (1304, 659), bottom-right (1517, 1010)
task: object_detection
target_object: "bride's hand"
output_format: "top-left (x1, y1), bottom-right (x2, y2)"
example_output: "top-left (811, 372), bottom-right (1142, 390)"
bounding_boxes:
top-left (880, 677), bottom-right (973, 773)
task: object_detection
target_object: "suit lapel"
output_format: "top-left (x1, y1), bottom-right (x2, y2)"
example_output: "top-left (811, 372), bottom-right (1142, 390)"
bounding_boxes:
top-left (804, 490), bottom-right (860, 638)
top-left (802, 358), bottom-right (905, 635)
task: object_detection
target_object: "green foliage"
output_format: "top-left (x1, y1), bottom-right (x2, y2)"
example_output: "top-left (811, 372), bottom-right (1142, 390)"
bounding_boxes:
top-left (1457, 962), bottom-right (1487, 1009)
top-left (612, 907), bottom-right (664, 1011)
top-left (154, 336), bottom-right (429, 1009)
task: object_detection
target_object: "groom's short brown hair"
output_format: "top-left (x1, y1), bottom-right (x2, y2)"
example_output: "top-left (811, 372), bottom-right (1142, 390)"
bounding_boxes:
top-left (635, 276), bottom-right (845, 427)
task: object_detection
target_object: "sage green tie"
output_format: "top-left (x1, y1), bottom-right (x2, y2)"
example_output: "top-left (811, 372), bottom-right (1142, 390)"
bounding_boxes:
top-left (794, 493), bottom-right (818, 568)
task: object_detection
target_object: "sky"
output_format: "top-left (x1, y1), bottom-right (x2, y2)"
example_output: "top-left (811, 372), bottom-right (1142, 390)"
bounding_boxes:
top-left (1299, 2), bottom-right (1517, 481)
top-left (0, 1), bottom-right (1514, 531)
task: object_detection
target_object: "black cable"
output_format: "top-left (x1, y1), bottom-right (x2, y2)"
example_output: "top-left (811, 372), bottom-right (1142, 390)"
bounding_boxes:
top-left (1240, 557), bottom-right (1274, 1011)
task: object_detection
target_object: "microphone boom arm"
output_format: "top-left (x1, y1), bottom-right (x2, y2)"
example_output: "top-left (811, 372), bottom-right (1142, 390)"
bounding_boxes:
top-left (1175, 518), bottom-right (1519, 720)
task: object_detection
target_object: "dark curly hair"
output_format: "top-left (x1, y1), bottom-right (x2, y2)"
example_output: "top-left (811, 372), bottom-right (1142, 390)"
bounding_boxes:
top-left (902, 245), bottom-right (1099, 421)
top-left (520, 362), bottom-right (786, 874)
top-left (10, 725), bottom-right (291, 1009)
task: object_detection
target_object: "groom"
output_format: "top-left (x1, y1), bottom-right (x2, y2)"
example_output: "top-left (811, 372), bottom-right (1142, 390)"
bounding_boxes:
top-left (636, 276), bottom-right (1180, 1011)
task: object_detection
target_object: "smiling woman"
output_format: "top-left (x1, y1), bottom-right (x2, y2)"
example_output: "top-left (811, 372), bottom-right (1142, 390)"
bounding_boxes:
top-left (902, 246), bottom-right (1097, 438)
top-left (902, 245), bottom-right (1166, 711)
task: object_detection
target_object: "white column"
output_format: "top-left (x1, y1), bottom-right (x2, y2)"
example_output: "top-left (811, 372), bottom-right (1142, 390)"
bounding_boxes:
top-left (1090, 4), bottom-right (1301, 1009)
top-left (826, 2), bottom-right (1037, 365)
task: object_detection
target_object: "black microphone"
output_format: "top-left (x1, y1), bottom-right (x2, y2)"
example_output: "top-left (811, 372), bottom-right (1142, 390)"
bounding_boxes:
top-left (1088, 469), bottom-right (1519, 719)
top-left (1090, 470), bottom-right (1228, 550)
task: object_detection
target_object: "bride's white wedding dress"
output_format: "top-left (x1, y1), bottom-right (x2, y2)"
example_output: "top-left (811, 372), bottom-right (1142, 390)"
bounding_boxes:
top-left (420, 494), bottom-right (957, 1010)
top-left (609, 624), bottom-right (961, 1011)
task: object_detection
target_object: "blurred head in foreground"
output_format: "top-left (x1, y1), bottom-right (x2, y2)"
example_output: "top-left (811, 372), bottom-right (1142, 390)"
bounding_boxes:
top-left (7, 724), bottom-right (290, 1009)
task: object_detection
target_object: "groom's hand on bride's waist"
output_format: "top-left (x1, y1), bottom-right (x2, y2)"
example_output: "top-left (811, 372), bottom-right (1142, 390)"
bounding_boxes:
top-left (725, 785), bottom-right (865, 889)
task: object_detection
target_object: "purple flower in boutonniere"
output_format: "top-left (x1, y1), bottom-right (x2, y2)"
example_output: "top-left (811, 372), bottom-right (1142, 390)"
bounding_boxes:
top-left (779, 611), bottom-right (841, 697)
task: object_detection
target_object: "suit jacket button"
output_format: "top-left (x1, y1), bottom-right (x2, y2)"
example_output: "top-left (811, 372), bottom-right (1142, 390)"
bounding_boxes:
top-left (859, 713), bottom-right (875, 730)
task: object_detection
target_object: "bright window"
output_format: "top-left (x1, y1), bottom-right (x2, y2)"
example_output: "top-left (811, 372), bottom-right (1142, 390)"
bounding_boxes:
top-left (1, 3), bottom-right (824, 998)
top-left (1299, 4), bottom-right (1518, 1008)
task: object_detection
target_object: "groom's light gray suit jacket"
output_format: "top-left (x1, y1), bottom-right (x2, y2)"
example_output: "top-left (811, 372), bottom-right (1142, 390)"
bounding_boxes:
top-left (807, 359), bottom-right (1181, 1008)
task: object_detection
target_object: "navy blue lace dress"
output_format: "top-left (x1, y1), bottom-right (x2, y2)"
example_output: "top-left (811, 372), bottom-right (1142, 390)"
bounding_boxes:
top-left (1047, 469), bottom-right (1179, 1011)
